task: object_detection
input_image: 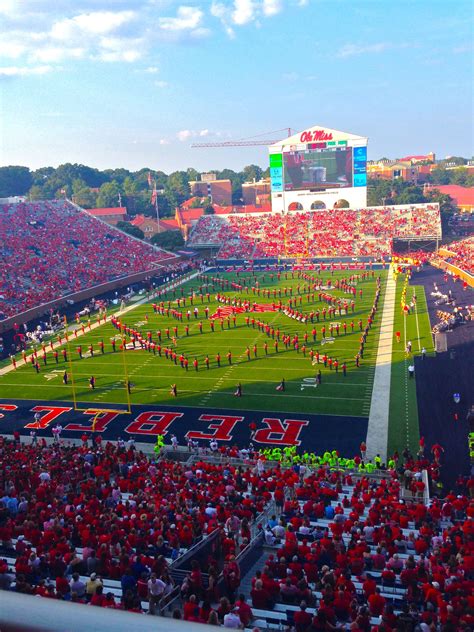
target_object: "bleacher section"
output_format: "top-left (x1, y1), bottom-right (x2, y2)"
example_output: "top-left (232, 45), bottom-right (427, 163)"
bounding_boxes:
top-left (1, 437), bottom-right (472, 629)
top-left (0, 200), bottom-right (177, 319)
top-left (187, 204), bottom-right (442, 260)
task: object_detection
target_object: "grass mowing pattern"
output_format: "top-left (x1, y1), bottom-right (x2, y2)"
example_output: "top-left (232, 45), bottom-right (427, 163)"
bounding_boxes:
top-left (0, 270), bottom-right (387, 417)
top-left (388, 273), bottom-right (434, 456)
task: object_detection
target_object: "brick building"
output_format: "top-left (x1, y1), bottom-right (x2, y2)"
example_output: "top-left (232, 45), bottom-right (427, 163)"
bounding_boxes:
top-left (189, 173), bottom-right (232, 206)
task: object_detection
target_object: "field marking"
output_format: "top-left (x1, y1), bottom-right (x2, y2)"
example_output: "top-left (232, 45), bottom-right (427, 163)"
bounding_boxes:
top-left (403, 305), bottom-right (410, 447)
top-left (199, 312), bottom-right (282, 406)
top-left (414, 300), bottom-right (422, 352)
top-left (365, 270), bottom-right (396, 463)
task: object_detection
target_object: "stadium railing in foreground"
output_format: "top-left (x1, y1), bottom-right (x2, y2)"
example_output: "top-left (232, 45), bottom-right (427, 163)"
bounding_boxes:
top-left (0, 591), bottom-right (220, 632)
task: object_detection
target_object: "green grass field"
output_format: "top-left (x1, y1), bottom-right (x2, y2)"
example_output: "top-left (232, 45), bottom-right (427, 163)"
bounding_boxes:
top-left (0, 269), bottom-right (391, 417)
top-left (388, 275), bottom-right (434, 455)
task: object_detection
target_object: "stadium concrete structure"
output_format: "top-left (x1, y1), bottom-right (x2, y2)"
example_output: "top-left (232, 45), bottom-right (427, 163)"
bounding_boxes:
top-left (269, 124), bottom-right (368, 212)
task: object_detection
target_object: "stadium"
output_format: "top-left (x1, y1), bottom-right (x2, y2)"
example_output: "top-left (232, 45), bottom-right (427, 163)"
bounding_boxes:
top-left (0, 124), bottom-right (473, 632)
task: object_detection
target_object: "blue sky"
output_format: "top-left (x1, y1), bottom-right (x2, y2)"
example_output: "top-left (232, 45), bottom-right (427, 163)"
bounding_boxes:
top-left (0, 0), bottom-right (472, 173)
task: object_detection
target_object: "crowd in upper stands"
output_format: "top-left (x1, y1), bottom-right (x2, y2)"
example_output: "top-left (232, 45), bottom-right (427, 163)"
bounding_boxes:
top-left (0, 200), bottom-right (176, 320)
top-left (187, 205), bottom-right (442, 260)
top-left (0, 434), bottom-right (472, 631)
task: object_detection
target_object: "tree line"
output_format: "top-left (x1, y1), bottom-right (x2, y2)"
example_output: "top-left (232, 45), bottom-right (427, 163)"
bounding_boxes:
top-left (0, 163), bottom-right (267, 217)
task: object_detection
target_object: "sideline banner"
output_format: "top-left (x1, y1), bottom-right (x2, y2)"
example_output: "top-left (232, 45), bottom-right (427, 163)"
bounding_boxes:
top-left (0, 399), bottom-right (367, 456)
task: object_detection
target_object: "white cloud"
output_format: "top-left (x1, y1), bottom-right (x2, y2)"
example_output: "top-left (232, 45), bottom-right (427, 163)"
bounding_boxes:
top-left (0, 65), bottom-right (53, 77)
top-left (177, 129), bottom-right (210, 141)
top-left (262, 0), bottom-right (283, 17)
top-left (159, 6), bottom-right (203, 31)
top-left (211, 0), bottom-right (293, 36)
top-left (32, 45), bottom-right (85, 63)
top-left (337, 42), bottom-right (392, 58)
top-left (177, 129), bottom-right (193, 141)
top-left (232, 0), bottom-right (256, 25)
top-left (0, 39), bottom-right (27, 59)
top-left (96, 36), bottom-right (143, 62)
top-left (210, 2), bottom-right (235, 37)
top-left (50, 11), bottom-right (135, 40)
top-left (159, 139), bottom-right (170, 145)
top-left (0, 8), bottom-right (143, 72)
top-left (154, 80), bottom-right (168, 88)
top-left (144, 66), bottom-right (159, 73)
top-left (0, 0), bottom-right (19, 17)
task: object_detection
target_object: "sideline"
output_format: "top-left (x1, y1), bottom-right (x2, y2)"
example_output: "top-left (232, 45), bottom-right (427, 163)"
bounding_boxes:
top-left (365, 266), bottom-right (396, 462)
top-left (0, 269), bottom-right (206, 378)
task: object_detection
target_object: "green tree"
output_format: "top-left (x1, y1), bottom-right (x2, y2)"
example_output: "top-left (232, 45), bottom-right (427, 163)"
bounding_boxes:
top-left (367, 178), bottom-right (394, 206)
top-left (204, 204), bottom-right (215, 215)
top-left (394, 185), bottom-right (426, 205)
top-left (54, 163), bottom-right (107, 188)
top-left (242, 164), bottom-right (263, 183)
top-left (102, 168), bottom-right (131, 184)
top-left (96, 181), bottom-right (122, 208)
top-left (438, 156), bottom-right (466, 167)
top-left (28, 185), bottom-right (45, 200)
top-left (190, 196), bottom-right (209, 208)
top-left (0, 166), bottom-right (33, 197)
top-left (430, 168), bottom-right (451, 185)
top-left (116, 221), bottom-right (144, 240)
top-left (167, 171), bottom-right (189, 203)
top-left (450, 168), bottom-right (469, 186)
top-left (186, 167), bottom-right (200, 183)
top-left (74, 187), bottom-right (97, 208)
top-left (150, 230), bottom-right (184, 251)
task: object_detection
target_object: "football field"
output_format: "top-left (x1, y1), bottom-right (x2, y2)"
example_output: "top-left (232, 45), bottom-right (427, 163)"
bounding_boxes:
top-left (0, 269), bottom-right (388, 418)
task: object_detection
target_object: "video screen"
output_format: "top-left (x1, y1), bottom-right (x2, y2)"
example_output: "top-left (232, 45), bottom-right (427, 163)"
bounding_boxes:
top-left (283, 146), bottom-right (353, 191)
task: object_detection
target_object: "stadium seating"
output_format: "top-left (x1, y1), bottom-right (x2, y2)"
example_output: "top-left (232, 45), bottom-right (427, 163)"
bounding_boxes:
top-left (187, 205), bottom-right (442, 260)
top-left (248, 467), bottom-right (473, 631)
top-left (0, 438), bottom-right (279, 615)
top-left (435, 237), bottom-right (474, 276)
top-left (0, 200), bottom-right (176, 319)
top-left (0, 436), bottom-right (472, 630)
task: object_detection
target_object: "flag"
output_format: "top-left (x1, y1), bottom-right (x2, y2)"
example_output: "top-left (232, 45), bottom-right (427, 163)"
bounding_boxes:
top-left (148, 172), bottom-right (153, 187)
top-left (151, 189), bottom-right (157, 205)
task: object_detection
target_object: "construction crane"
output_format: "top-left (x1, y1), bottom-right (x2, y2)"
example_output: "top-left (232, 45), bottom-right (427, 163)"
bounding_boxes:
top-left (191, 128), bottom-right (293, 148)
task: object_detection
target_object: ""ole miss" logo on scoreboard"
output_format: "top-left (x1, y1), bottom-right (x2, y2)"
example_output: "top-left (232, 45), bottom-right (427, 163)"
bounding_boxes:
top-left (300, 130), bottom-right (334, 143)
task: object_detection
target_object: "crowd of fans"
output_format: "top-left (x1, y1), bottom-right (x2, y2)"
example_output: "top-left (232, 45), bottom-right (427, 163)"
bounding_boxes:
top-left (434, 237), bottom-right (474, 276)
top-left (0, 437), bottom-right (283, 618)
top-left (0, 200), bottom-right (176, 320)
top-left (249, 459), bottom-right (473, 631)
top-left (187, 205), bottom-right (441, 260)
top-left (0, 434), bottom-right (472, 630)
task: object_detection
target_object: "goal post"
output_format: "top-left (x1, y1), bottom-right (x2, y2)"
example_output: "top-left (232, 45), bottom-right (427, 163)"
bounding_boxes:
top-left (64, 319), bottom-right (132, 414)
